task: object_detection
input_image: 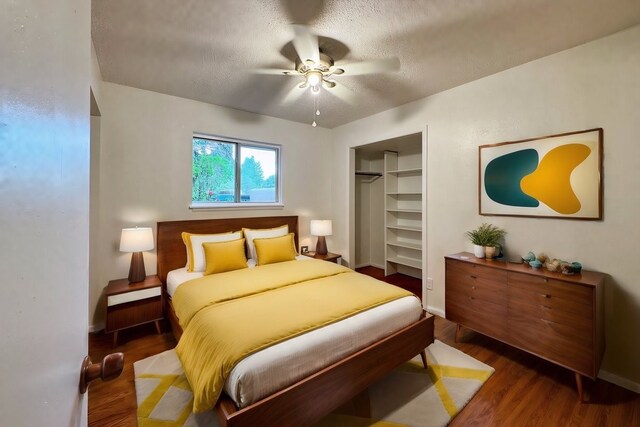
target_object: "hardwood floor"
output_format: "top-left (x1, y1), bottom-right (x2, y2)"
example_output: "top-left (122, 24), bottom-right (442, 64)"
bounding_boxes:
top-left (89, 323), bottom-right (176, 426)
top-left (88, 270), bottom-right (639, 426)
top-left (356, 265), bottom-right (422, 298)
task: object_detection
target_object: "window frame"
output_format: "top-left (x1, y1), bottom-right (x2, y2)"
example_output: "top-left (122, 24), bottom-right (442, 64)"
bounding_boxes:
top-left (190, 133), bottom-right (283, 210)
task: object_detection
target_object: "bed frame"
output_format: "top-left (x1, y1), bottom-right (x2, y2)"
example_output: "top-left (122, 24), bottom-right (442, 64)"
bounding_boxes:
top-left (156, 216), bottom-right (434, 427)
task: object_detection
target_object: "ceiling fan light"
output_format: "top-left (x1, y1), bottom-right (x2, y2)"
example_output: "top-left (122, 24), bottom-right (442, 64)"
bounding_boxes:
top-left (311, 86), bottom-right (320, 95)
top-left (306, 71), bottom-right (323, 88)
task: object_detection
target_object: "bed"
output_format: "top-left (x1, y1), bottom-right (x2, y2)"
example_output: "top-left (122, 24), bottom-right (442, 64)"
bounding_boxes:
top-left (157, 216), bottom-right (434, 427)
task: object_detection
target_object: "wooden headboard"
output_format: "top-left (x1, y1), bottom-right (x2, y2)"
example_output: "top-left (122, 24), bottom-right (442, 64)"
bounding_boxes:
top-left (156, 216), bottom-right (299, 285)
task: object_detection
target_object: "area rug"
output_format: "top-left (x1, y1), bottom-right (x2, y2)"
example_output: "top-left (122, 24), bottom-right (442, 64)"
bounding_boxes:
top-left (134, 340), bottom-right (494, 427)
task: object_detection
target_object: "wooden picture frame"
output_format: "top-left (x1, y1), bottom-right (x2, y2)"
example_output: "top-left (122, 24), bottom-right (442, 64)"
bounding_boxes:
top-left (479, 128), bottom-right (603, 220)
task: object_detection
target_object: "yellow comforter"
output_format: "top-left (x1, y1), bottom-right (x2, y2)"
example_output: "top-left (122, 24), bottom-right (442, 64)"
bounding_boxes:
top-left (173, 259), bottom-right (414, 413)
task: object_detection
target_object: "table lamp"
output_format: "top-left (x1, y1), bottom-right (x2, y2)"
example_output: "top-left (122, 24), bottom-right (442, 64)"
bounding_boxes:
top-left (120, 227), bottom-right (154, 283)
top-left (310, 219), bottom-right (332, 255)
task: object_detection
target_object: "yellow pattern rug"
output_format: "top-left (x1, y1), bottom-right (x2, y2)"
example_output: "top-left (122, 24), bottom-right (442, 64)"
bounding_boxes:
top-left (134, 340), bottom-right (494, 426)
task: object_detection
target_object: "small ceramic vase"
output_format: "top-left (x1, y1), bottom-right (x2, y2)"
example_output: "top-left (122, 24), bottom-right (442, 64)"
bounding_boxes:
top-left (473, 244), bottom-right (485, 258)
top-left (485, 246), bottom-right (497, 259)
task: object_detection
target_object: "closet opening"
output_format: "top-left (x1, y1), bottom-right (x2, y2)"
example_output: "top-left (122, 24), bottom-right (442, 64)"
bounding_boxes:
top-left (352, 131), bottom-right (426, 301)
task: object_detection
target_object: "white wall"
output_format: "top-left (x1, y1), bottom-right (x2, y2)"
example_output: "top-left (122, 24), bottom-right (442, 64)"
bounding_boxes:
top-left (89, 82), bottom-right (334, 329)
top-left (0, 0), bottom-right (90, 425)
top-left (332, 26), bottom-right (640, 387)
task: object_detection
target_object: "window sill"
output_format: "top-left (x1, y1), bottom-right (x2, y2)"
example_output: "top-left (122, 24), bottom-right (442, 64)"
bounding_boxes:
top-left (189, 203), bottom-right (285, 211)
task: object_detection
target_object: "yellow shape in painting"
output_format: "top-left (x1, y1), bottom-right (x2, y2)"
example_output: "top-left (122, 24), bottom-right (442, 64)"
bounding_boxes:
top-left (521, 144), bottom-right (591, 214)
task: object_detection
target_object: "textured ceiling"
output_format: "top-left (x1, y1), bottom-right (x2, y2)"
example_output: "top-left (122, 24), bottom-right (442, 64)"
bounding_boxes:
top-left (92, 0), bottom-right (640, 128)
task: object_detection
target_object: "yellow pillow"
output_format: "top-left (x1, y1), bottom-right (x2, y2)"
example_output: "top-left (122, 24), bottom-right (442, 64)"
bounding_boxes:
top-left (242, 225), bottom-right (289, 260)
top-left (182, 230), bottom-right (243, 272)
top-left (253, 233), bottom-right (297, 266)
top-left (203, 238), bottom-right (248, 275)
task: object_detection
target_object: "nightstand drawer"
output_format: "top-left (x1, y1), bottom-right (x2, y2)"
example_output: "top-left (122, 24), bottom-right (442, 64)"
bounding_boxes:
top-left (105, 296), bottom-right (163, 332)
top-left (107, 286), bottom-right (161, 306)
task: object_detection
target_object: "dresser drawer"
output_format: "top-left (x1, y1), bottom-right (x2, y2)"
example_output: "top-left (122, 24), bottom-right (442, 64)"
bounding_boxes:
top-left (446, 298), bottom-right (507, 341)
top-left (509, 312), bottom-right (594, 375)
top-left (447, 259), bottom-right (508, 283)
top-left (447, 273), bottom-right (508, 307)
top-left (446, 260), bottom-right (507, 307)
top-left (508, 272), bottom-right (592, 307)
top-left (508, 297), bottom-right (592, 334)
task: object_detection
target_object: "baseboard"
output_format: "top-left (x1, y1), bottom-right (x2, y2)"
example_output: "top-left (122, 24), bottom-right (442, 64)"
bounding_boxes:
top-left (426, 305), bottom-right (445, 318)
top-left (598, 369), bottom-right (640, 394)
top-left (89, 322), bottom-right (104, 333)
top-left (370, 262), bottom-right (385, 270)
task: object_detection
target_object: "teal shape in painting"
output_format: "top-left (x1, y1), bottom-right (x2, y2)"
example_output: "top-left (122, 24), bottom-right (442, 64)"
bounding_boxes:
top-left (484, 149), bottom-right (540, 207)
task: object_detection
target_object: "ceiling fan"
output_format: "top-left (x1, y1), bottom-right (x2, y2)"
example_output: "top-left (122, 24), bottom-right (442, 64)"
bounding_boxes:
top-left (255, 25), bottom-right (400, 123)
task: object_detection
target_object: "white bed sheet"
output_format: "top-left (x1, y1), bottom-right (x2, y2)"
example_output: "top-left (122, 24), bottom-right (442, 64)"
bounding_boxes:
top-left (166, 263), bottom-right (423, 408)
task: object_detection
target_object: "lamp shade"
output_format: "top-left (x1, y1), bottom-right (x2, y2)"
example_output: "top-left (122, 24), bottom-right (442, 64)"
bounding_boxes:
top-left (310, 220), bottom-right (332, 237)
top-left (119, 227), bottom-right (154, 252)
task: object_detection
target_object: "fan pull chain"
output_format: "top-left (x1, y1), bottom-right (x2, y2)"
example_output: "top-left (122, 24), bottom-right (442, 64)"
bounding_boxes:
top-left (312, 91), bottom-right (320, 127)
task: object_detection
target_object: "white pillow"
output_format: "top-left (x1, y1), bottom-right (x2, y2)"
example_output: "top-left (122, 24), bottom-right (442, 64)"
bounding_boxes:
top-left (243, 225), bottom-right (288, 260)
top-left (182, 231), bottom-right (243, 272)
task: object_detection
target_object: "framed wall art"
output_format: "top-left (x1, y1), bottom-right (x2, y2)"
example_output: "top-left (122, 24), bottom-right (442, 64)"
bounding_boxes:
top-left (479, 128), bottom-right (603, 220)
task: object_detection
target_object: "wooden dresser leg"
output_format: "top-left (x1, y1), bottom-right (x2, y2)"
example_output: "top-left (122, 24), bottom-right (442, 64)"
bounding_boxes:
top-left (154, 320), bottom-right (162, 335)
top-left (575, 372), bottom-right (583, 401)
top-left (420, 350), bottom-right (428, 369)
top-left (455, 324), bottom-right (461, 343)
top-left (112, 331), bottom-right (118, 348)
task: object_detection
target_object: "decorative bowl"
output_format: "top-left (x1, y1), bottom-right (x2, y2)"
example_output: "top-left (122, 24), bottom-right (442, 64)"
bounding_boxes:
top-left (529, 260), bottom-right (542, 269)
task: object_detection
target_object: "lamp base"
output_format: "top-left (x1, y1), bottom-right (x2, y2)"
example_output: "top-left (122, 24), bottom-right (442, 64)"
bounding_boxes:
top-left (128, 252), bottom-right (146, 283)
top-left (315, 236), bottom-right (328, 256)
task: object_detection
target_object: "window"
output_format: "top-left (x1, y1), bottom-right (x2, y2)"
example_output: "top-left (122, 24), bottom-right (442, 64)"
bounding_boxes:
top-left (191, 135), bottom-right (281, 208)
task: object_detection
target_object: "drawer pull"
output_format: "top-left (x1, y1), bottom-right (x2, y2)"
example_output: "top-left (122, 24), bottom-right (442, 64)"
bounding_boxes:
top-left (540, 293), bottom-right (551, 299)
top-left (470, 275), bottom-right (477, 279)
top-left (471, 286), bottom-right (476, 290)
top-left (544, 278), bottom-right (549, 283)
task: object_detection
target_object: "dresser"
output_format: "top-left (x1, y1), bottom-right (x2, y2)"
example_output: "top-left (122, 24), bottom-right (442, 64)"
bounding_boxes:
top-left (445, 252), bottom-right (605, 400)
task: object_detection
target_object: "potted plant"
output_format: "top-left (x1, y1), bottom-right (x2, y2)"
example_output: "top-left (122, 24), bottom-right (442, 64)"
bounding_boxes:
top-left (483, 224), bottom-right (506, 259)
top-left (465, 223), bottom-right (506, 259)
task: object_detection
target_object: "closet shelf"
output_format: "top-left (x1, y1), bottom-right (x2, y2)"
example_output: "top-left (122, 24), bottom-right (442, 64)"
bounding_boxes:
top-left (386, 168), bottom-right (422, 176)
top-left (386, 192), bottom-right (422, 196)
top-left (386, 224), bottom-right (422, 232)
top-left (387, 240), bottom-right (422, 250)
top-left (386, 208), bottom-right (421, 213)
top-left (387, 256), bottom-right (422, 269)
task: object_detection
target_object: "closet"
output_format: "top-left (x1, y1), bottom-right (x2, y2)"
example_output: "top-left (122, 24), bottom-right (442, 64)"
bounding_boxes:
top-left (354, 132), bottom-right (424, 286)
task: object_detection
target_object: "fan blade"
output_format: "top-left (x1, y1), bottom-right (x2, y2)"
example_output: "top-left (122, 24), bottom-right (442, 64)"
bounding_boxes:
top-left (292, 24), bottom-right (319, 64)
top-left (282, 83), bottom-right (306, 104)
top-left (325, 81), bottom-right (357, 105)
top-left (253, 68), bottom-right (300, 76)
top-left (322, 78), bottom-right (336, 88)
top-left (338, 58), bottom-right (400, 76)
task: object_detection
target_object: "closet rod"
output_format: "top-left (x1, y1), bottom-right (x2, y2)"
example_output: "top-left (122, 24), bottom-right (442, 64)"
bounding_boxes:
top-left (355, 170), bottom-right (383, 183)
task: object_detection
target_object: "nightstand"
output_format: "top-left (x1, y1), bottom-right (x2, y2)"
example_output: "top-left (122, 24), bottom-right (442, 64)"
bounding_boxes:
top-left (104, 275), bottom-right (163, 346)
top-left (302, 251), bottom-right (341, 263)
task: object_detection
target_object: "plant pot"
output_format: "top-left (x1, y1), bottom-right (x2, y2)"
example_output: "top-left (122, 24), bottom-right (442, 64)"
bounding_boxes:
top-left (485, 246), bottom-right (497, 259)
top-left (473, 244), bottom-right (485, 258)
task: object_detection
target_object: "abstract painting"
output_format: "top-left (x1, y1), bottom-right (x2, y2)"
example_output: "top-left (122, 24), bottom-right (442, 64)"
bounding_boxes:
top-left (479, 128), bottom-right (602, 219)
